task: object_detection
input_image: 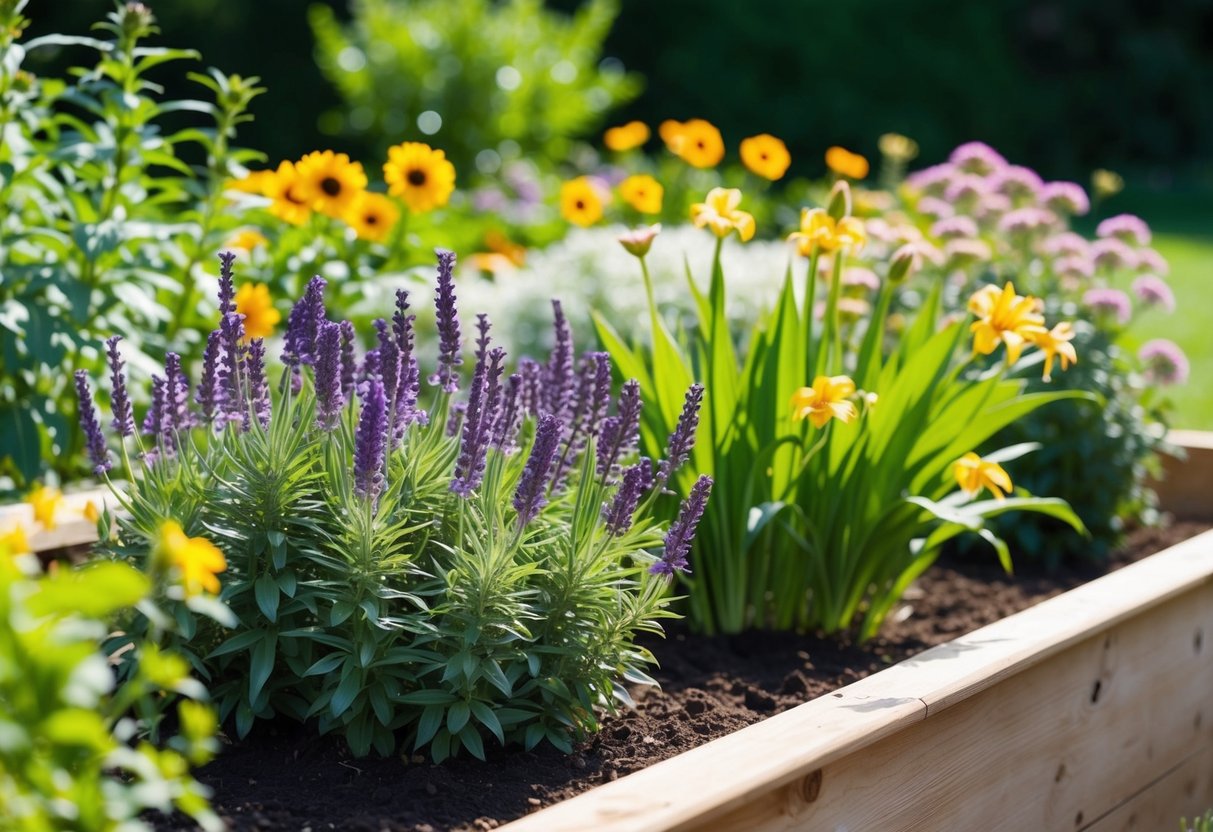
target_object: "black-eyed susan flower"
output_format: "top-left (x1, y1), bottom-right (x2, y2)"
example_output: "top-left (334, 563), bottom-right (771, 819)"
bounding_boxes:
top-left (226, 228), bottom-right (268, 251)
top-left (825, 146), bottom-right (870, 180)
top-left (618, 223), bottom-right (661, 258)
top-left (265, 161), bottom-right (311, 226)
top-left (27, 484), bottom-right (61, 530)
top-left (953, 452), bottom-right (1012, 500)
top-left (560, 177), bottom-right (606, 227)
top-left (1029, 322), bottom-right (1078, 382)
top-left (618, 174), bottom-right (663, 214)
top-left (967, 282), bottom-right (1047, 365)
top-left (788, 209), bottom-right (866, 255)
top-left (791, 375), bottom-right (857, 428)
top-left (667, 118), bottom-right (725, 168)
top-left (295, 150), bottom-right (368, 217)
top-left (157, 520), bottom-right (226, 597)
top-left (234, 283), bottom-right (281, 342)
top-left (604, 121), bottom-right (650, 152)
top-left (343, 191), bottom-right (400, 243)
top-left (691, 187), bottom-right (755, 242)
top-left (740, 134), bottom-right (791, 181)
top-left (383, 142), bottom-right (456, 213)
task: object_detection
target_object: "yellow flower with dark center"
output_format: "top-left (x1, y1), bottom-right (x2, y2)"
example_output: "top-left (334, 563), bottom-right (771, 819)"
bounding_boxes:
top-left (953, 452), bottom-right (1013, 501)
top-left (1030, 322), bottom-right (1078, 382)
top-left (157, 520), bottom-right (226, 597)
top-left (825, 146), bottom-right (870, 180)
top-left (604, 121), bottom-right (650, 152)
top-left (295, 150), bottom-right (368, 217)
top-left (227, 169), bottom-right (276, 195)
top-left (383, 142), bottom-right (456, 213)
top-left (618, 174), bottom-right (663, 214)
top-left (226, 229), bottom-right (268, 251)
top-left (691, 187), bottom-right (755, 242)
top-left (1, 524), bottom-right (30, 556)
top-left (265, 161), bottom-right (311, 226)
top-left (234, 283), bottom-right (281, 342)
top-left (343, 191), bottom-right (400, 243)
top-left (27, 484), bottom-right (62, 530)
top-left (788, 208), bottom-right (867, 255)
top-left (791, 375), bottom-right (858, 429)
top-left (666, 118), bottom-right (725, 168)
top-left (967, 282), bottom-right (1047, 365)
top-left (560, 177), bottom-right (606, 227)
top-left (740, 134), bottom-right (791, 181)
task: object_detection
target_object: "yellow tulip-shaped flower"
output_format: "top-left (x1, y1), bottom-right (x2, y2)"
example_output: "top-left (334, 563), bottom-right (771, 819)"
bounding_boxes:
top-left (953, 452), bottom-right (1013, 500)
top-left (788, 208), bottom-right (866, 256)
top-left (234, 283), bottom-right (281, 342)
top-left (791, 375), bottom-right (858, 428)
top-left (691, 188), bottom-right (755, 242)
top-left (1030, 322), bottom-right (1078, 382)
top-left (967, 282), bottom-right (1047, 365)
top-left (27, 484), bottom-right (62, 530)
top-left (157, 520), bottom-right (227, 597)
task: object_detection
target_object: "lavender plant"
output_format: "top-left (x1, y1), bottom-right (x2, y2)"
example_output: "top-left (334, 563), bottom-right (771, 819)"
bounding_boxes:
top-left (84, 250), bottom-right (709, 760)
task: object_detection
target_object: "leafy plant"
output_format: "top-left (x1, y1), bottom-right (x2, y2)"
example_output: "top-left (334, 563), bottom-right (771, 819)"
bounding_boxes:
top-left (1184, 810), bottom-right (1213, 832)
top-left (0, 542), bottom-right (221, 832)
top-left (599, 184), bottom-right (1086, 637)
top-left (86, 249), bottom-right (710, 760)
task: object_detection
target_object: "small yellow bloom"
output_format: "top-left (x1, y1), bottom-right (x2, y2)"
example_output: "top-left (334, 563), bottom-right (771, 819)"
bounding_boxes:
top-left (665, 118), bottom-right (725, 168)
top-left (788, 208), bottom-right (866, 256)
top-left (27, 484), bottom-right (62, 530)
top-left (618, 174), bottom-right (663, 214)
top-left (1092, 169), bottom-right (1124, 199)
top-left (1030, 322), bottom-right (1078, 382)
top-left (1, 524), bottom-right (30, 556)
top-left (226, 229), bottom-right (268, 251)
top-left (157, 520), bottom-right (227, 597)
top-left (265, 161), bottom-right (312, 226)
top-left (953, 452), bottom-right (1013, 501)
top-left (618, 223), bottom-right (662, 258)
top-left (967, 282), bottom-right (1047, 365)
top-left (691, 187), bottom-right (755, 242)
top-left (83, 500), bottom-right (100, 523)
top-left (560, 177), bottom-right (606, 227)
top-left (825, 146), bottom-right (870, 180)
top-left (658, 119), bottom-right (685, 148)
top-left (343, 191), bottom-right (400, 243)
top-left (295, 150), bottom-right (368, 217)
top-left (227, 169), bottom-right (277, 196)
top-left (603, 121), bottom-right (650, 152)
top-left (878, 133), bottom-right (919, 162)
top-left (740, 134), bottom-right (791, 181)
top-left (234, 283), bottom-right (281, 342)
top-left (383, 142), bottom-right (457, 213)
top-left (791, 375), bottom-right (858, 429)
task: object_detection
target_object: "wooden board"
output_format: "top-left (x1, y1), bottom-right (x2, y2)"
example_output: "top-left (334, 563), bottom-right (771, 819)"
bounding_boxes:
top-left (0, 486), bottom-right (116, 553)
top-left (1154, 429), bottom-right (1213, 521)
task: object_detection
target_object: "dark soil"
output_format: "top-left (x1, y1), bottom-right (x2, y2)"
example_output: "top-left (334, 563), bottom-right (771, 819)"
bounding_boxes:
top-left (157, 521), bottom-right (1208, 832)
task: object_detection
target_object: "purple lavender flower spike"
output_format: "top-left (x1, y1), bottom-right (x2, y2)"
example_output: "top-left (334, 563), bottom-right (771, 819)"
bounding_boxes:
top-left (354, 378), bottom-right (389, 502)
top-left (429, 249), bottom-right (463, 392)
top-left (142, 376), bottom-right (165, 437)
top-left (163, 353), bottom-right (193, 433)
top-left (658, 383), bottom-right (705, 483)
top-left (491, 374), bottom-right (523, 453)
top-left (601, 458), bottom-right (653, 537)
top-left (545, 300), bottom-right (575, 419)
top-left (597, 379), bottom-right (642, 477)
top-left (550, 352), bottom-right (612, 491)
top-left (513, 413), bottom-right (562, 527)
top-left (105, 336), bottom-right (134, 438)
top-left (196, 331), bottom-right (223, 425)
top-left (362, 348), bottom-right (382, 382)
top-left (245, 339), bottom-right (271, 429)
top-left (314, 321), bottom-right (344, 430)
top-left (74, 370), bottom-right (111, 476)
top-left (339, 320), bottom-right (358, 401)
top-left (452, 347), bottom-right (505, 496)
top-left (217, 251), bottom-right (237, 316)
top-left (219, 311), bottom-right (246, 423)
top-left (584, 352), bottom-right (612, 437)
top-left (282, 276), bottom-right (328, 366)
top-left (446, 401), bottom-right (467, 438)
top-left (651, 475), bottom-right (713, 577)
top-left (474, 314), bottom-right (492, 363)
top-left (373, 317), bottom-right (391, 352)
top-left (518, 358), bottom-right (542, 415)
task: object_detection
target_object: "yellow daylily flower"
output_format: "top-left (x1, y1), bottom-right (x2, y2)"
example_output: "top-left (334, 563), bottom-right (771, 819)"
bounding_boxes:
top-left (157, 520), bottom-right (227, 597)
top-left (27, 484), bottom-right (62, 530)
top-left (1, 523), bottom-right (30, 556)
top-left (788, 208), bottom-right (867, 256)
top-left (967, 282), bottom-right (1047, 365)
top-left (1031, 322), bottom-right (1078, 382)
top-left (234, 283), bottom-right (282, 342)
top-left (791, 375), bottom-right (858, 429)
top-left (691, 188), bottom-right (755, 242)
top-left (953, 452), bottom-right (1013, 500)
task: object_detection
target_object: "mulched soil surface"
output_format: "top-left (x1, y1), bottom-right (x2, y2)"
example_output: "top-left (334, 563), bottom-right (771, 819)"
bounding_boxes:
top-left (156, 521), bottom-right (1209, 832)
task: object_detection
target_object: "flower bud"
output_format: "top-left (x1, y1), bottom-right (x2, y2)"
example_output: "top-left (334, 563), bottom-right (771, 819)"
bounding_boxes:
top-left (888, 243), bottom-right (921, 284)
top-left (878, 133), bottom-right (919, 163)
top-left (618, 223), bottom-right (661, 258)
top-left (827, 180), bottom-right (852, 221)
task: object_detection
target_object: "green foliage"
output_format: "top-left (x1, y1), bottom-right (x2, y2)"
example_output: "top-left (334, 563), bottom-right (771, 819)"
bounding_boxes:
top-left (0, 0), bottom-right (262, 488)
top-left (0, 550), bottom-right (220, 832)
top-left (599, 209), bottom-right (1086, 637)
top-left (310, 0), bottom-right (642, 175)
top-left (1184, 810), bottom-right (1213, 832)
top-left (93, 255), bottom-right (694, 760)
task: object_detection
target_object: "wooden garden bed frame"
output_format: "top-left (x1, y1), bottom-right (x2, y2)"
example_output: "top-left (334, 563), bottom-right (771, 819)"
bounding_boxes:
top-left (503, 431), bottom-right (1213, 832)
